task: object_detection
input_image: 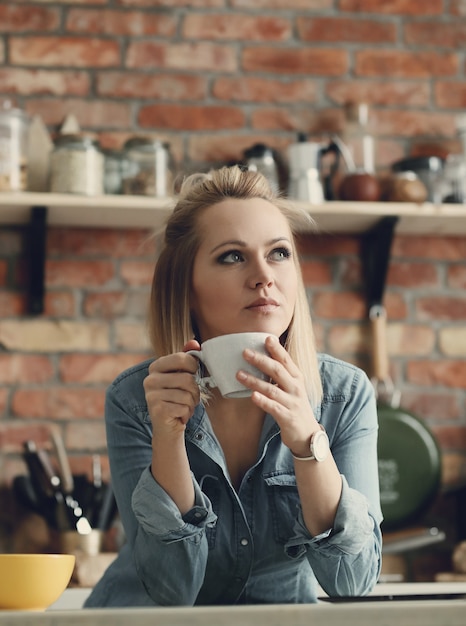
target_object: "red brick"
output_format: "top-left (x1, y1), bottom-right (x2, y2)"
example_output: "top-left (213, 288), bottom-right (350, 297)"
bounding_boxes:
top-left (392, 236), bottom-right (466, 261)
top-left (66, 8), bottom-right (177, 36)
top-left (119, 0), bottom-right (224, 5)
top-left (0, 292), bottom-right (25, 317)
top-left (24, 98), bottom-right (131, 129)
top-left (231, 0), bottom-right (332, 7)
top-left (0, 422), bottom-right (54, 454)
top-left (0, 5), bottom-right (59, 31)
top-left (407, 360), bottom-right (466, 389)
top-left (416, 296), bottom-right (466, 321)
top-left (435, 82), bottom-right (466, 109)
top-left (47, 227), bottom-right (154, 257)
top-left (383, 293), bottom-right (408, 320)
top-left (242, 47), bottom-right (348, 76)
top-left (386, 324), bottom-right (436, 356)
top-left (213, 76), bottom-right (318, 103)
top-left (188, 134), bottom-right (290, 164)
top-left (0, 388), bottom-right (7, 416)
top-left (355, 50), bottom-right (458, 78)
top-left (0, 261), bottom-right (8, 285)
top-left (297, 234), bottom-right (360, 257)
top-left (327, 323), bottom-right (368, 356)
top-left (183, 13), bottom-right (291, 40)
top-left (339, 0), bottom-right (443, 15)
top-left (138, 104), bottom-right (245, 131)
top-left (83, 292), bottom-right (128, 318)
top-left (326, 80), bottom-right (430, 107)
top-left (251, 106), bottom-right (343, 133)
top-left (126, 42), bottom-right (237, 72)
top-left (404, 21), bottom-right (466, 47)
top-left (312, 291), bottom-right (366, 320)
top-left (10, 37), bottom-right (120, 68)
top-left (0, 355), bottom-right (54, 385)
top-left (11, 388), bottom-right (106, 420)
top-left (59, 354), bottom-right (147, 384)
top-left (297, 17), bottom-right (395, 43)
top-left (401, 391), bottom-right (461, 421)
top-left (432, 425), bottom-right (466, 451)
top-left (119, 260), bottom-right (154, 286)
top-left (301, 260), bottom-right (332, 286)
top-left (46, 260), bottom-right (115, 288)
top-left (387, 261), bottom-right (439, 288)
top-left (44, 291), bottom-right (76, 317)
top-left (448, 264), bottom-right (466, 289)
top-left (97, 71), bottom-right (207, 100)
top-left (0, 68), bottom-right (90, 96)
top-left (373, 109), bottom-right (455, 140)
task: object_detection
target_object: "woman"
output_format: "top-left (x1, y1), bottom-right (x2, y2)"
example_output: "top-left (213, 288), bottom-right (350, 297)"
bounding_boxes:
top-left (85, 166), bottom-right (382, 607)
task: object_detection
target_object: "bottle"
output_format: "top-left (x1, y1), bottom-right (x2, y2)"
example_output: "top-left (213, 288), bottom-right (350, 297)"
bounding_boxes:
top-left (0, 100), bottom-right (29, 192)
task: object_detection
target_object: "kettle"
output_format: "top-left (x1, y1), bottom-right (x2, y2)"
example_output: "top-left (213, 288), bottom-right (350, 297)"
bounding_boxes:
top-left (243, 143), bottom-right (280, 193)
top-left (287, 134), bottom-right (340, 203)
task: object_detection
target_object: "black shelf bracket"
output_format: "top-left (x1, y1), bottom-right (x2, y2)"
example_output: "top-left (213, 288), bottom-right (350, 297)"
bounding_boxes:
top-left (360, 216), bottom-right (399, 313)
top-left (27, 205), bottom-right (48, 315)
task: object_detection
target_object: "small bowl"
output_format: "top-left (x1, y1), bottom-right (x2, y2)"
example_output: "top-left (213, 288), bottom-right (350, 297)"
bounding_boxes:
top-left (0, 553), bottom-right (75, 611)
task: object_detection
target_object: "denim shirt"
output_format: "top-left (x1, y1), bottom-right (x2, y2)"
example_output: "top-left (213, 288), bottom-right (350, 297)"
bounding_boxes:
top-left (85, 353), bottom-right (383, 608)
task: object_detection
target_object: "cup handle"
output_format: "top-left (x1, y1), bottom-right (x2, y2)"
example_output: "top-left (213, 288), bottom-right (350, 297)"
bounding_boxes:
top-left (186, 350), bottom-right (217, 390)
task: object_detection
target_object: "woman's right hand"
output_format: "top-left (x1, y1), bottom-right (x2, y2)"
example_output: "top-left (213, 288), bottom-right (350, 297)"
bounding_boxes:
top-left (143, 339), bottom-right (201, 439)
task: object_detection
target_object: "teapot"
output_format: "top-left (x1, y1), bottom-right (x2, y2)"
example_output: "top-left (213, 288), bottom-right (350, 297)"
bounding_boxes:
top-left (287, 134), bottom-right (341, 203)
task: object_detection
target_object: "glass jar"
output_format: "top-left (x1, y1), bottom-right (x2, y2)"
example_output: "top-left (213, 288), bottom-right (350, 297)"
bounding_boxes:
top-left (50, 134), bottom-right (104, 195)
top-left (122, 137), bottom-right (173, 197)
top-left (103, 148), bottom-right (128, 195)
top-left (0, 100), bottom-right (29, 192)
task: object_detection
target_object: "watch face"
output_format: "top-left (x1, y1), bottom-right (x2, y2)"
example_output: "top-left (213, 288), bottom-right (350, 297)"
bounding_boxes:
top-left (312, 430), bottom-right (329, 462)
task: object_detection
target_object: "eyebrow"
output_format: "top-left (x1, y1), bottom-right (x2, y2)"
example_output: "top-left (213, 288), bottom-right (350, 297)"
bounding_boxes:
top-left (210, 237), bottom-right (291, 254)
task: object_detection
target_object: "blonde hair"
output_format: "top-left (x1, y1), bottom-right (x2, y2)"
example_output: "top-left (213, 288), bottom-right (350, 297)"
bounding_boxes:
top-left (148, 166), bottom-right (323, 406)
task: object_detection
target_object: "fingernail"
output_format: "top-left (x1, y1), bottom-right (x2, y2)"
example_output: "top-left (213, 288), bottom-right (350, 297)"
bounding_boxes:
top-left (244, 348), bottom-right (254, 358)
top-left (237, 370), bottom-right (247, 380)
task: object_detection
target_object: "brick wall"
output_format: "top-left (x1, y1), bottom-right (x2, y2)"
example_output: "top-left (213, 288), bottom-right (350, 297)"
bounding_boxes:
top-left (0, 0), bottom-right (465, 572)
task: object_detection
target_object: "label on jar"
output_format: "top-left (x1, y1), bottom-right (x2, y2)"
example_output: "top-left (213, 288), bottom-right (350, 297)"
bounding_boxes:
top-left (50, 147), bottom-right (104, 195)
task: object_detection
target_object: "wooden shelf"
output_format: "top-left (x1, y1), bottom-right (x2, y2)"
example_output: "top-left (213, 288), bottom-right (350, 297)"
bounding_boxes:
top-left (0, 192), bottom-right (465, 236)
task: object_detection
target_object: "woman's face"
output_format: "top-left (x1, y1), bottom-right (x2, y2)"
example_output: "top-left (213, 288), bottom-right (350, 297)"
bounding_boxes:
top-left (191, 197), bottom-right (298, 342)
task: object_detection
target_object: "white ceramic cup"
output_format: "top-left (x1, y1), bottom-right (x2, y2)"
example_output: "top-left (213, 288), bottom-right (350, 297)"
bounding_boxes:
top-left (187, 332), bottom-right (272, 398)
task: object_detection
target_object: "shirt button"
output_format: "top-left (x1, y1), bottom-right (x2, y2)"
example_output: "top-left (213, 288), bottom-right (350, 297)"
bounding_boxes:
top-left (195, 432), bottom-right (204, 440)
top-left (240, 538), bottom-right (249, 546)
top-left (194, 512), bottom-right (202, 519)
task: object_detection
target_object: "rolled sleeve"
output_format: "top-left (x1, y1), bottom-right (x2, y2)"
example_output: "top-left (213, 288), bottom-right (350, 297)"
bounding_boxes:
top-left (132, 466), bottom-right (218, 539)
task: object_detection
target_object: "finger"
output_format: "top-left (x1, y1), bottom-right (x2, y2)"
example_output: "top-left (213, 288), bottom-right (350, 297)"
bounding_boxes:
top-left (149, 352), bottom-right (199, 375)
top-left (183, 339), bottom-right (201, 352)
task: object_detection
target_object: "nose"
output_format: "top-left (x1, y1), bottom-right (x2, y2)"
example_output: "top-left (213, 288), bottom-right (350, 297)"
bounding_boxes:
top-left (247, 257), bottom-right (273, 289)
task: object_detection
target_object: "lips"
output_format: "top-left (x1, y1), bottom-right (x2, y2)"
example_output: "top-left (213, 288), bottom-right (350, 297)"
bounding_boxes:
top-left (246, 298), bottom-right (279, 313)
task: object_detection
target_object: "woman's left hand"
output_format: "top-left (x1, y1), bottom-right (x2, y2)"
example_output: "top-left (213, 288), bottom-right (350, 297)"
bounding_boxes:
top-left (237, 335), bottom-right (319, 454)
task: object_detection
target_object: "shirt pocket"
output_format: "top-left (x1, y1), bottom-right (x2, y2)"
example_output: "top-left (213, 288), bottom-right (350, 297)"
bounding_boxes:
top-left (264, 472), bottom-right (300, 544)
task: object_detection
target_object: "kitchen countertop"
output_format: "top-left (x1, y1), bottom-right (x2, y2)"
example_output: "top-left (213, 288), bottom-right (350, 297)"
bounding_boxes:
top-left (1, 583), bottom-right (465, 626)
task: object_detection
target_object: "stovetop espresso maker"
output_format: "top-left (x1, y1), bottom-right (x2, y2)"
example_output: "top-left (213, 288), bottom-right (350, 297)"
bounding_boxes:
top-left (287, 133), bottom-right (341, 203)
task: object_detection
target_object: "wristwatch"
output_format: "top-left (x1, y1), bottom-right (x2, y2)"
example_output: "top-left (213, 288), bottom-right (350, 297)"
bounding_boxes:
top-left (291, 425), bottom-right (329, 462)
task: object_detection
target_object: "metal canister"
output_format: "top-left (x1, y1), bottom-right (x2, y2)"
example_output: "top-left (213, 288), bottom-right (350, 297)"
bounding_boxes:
top-left (0, 101), bottom-right (29, 192)
top-left (50, 134), bottom-right (104, 195)
top-left (122, 137), bottom-right (173, 197)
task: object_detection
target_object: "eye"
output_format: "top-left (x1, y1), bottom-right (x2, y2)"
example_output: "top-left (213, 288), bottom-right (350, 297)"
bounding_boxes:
top-left (269, 246), bottom-right (292, 261)
top-left (217, 250), bottom-right (244, 264)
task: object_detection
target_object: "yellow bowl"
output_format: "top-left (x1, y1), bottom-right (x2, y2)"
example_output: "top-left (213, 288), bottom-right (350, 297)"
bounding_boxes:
top-left (0, 554), bottom-right (75, 611)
